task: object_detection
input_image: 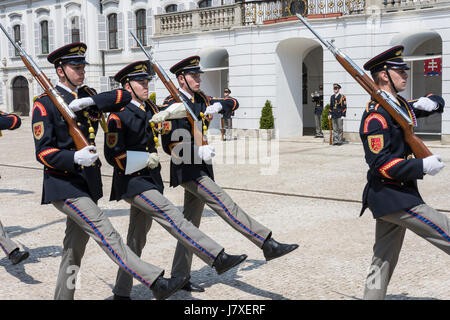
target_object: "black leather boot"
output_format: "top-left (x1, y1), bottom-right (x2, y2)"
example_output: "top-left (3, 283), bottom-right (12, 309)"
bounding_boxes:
top-left (151, 275), bottom-right (189, 300)
top-left (9, 249), bottom-right (29, 265)
top-left (213, 251), bottom-right (247, 275)
top-left (262, 238), bottom-right (298, 261)
top-left (180, 280), bottom-right (205, 293)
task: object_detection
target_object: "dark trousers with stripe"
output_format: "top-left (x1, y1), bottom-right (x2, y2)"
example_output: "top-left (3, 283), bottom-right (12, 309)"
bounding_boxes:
top-left (0, 219), bottom-right (19, 257)
top-left (171, 175), bottom-right (272, 279)
top-left (113, 189), bottom-right (224, 297)
top-left (52, 197), bottom-right (164, 300)
top-left (364, 204), bottom-right (450, 300)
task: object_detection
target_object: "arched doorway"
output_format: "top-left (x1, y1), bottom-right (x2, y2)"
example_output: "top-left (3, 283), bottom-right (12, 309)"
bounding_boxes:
top-left (391, 31), bottom-right (442, 138)
top-left (12, 76), bottom-right (30, 116)
top-left (275, 38), bottom-right (322, 138)
top-left (198, 47), bottom-right (229, 134)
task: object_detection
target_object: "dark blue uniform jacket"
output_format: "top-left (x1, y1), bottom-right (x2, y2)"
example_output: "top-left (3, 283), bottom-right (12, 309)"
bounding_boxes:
top-left (359, 93), bottom-right (444, 218)
top-left (32, 85), bottom-right (131, 204)
top-left (104, 100), bottom-right (164, 201)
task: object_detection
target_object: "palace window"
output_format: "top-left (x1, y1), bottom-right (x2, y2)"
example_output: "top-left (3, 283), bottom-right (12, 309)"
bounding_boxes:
top-left (41, 20), bottom-right (49, 54)
top-left (166, 4), bottom-right (178, 12)
top-left (108, 13), bottom-right (118, 49)
top-left (136, 9), bottom-right (146, 46)
top-left (13, 25), bottom-right (21, 56)
top-left (198, 0), bottom-right (212, 8)
top-left (71, 17), bottom-right (80, 43)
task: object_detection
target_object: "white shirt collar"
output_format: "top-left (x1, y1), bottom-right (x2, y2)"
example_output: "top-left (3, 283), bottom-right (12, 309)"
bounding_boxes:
top-left (130, 100), bottom-right (142, 108)
top-left (56, 81), bottom-right (79, 94)
top-left (179, 88), bottom-right (193, 100)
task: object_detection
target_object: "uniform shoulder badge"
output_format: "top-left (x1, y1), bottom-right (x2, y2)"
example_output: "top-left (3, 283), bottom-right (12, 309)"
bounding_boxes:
top-left (106, 132), bottom-right (118, 148)
top-left (33, 121), bottom-right (44, 140)
top-left (367, 134), bottom-right (384, 154)
top-left (363, 113), bottom-right (388, 133)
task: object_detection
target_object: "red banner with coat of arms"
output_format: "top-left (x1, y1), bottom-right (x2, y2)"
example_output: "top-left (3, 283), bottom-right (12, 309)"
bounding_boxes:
top-left (424, 58), bottom-right (442, 77)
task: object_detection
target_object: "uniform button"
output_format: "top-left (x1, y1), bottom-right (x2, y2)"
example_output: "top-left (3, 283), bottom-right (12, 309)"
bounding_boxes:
top-left (381, 179), bottom-right (384, 182)
top-left (400, 182), bottom-right (404, 186)
top-left (64, 171), bottom-right (68, 173)
top-left (138, 172), bottom-right (140, 175)
top-left (146, 147), bottom-right (148, 151)
top-left (77, 122), bottom-right (81, 126)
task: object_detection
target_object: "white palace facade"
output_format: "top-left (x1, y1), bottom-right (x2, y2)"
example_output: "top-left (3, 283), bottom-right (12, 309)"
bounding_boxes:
top-left (0, 0), bottom-right (449, 142)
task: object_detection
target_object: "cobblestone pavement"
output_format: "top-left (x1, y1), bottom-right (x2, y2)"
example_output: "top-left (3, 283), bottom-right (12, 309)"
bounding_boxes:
top-left (0, 117), bottom-right (449, 300)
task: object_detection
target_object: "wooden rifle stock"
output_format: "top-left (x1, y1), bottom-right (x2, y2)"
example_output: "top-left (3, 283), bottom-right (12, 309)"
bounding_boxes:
top-left (296, 14), bottom-right (432, 159)
top-left (328, 117), bottom-right (332, 145)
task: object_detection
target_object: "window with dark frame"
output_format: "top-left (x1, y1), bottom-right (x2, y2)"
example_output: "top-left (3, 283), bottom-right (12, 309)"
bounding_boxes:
top-left (108, 13), bottom-right (118, 49)
top-left (136, 9), bottom-right (146, 46)
top-left (71, 17), bottom-right (80, 43)
top-left (13, 25), bottom-right (21, 56)
top-left (165, 4), bottom-right (178, 12)
top-left (198, 0), bottom-right (212, 8)
top-left (41, 20), bottom-right (49, 54)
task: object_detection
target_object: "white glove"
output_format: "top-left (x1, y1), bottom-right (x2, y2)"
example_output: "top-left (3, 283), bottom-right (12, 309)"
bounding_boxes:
top-left (328, 115), bottom-right (332, 119)
top-left (197, 145), bottom-right (216, 162)
top-left (68, 97), bottom-right (95, 112)
top-left (204, 102), bottom-right (223, 115)
top-left (146, 152), bottom-right (159, 169)
top-left (423, 154), bottom-right (445, 176)
top-left (150, 102), bottom-right (186, 123)
top-left (413, 97), bottom-right (438, 112)
top-left (74, 145), bottom-right (98, 166)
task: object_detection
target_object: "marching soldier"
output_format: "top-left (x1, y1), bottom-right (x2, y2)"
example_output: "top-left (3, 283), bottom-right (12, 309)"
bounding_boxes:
top-left (359, 45), bottom-right (449, 299)
top-left (311, 85), bottom-right (324, 138)
top-left (31, 43), bottom-right (191, 300)
top-left (152, 56), bottom-right (299, 292)
top-left (0, 112), bottom-right (29, 265)
top-left (329, 83), bottom-right (347, 145)
top-left (104, 61), bottom-right (248, 300)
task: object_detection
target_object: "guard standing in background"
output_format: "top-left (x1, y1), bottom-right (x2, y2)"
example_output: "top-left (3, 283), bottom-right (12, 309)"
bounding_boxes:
top-left (221, 88), bottom-right (238, 141)
top-left (311, 85), bottom-right (324, 138)
top-left (329, 83), bottom-right (347, 145)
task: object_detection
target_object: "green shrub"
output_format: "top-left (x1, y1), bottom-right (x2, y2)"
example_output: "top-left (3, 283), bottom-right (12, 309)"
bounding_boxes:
top-left (321, 104), bottom-right (331, 130)
top-left (259, 100), bottom-right (274, 129)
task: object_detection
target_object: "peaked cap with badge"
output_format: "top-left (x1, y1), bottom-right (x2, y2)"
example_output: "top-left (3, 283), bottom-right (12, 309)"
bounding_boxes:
top-left (114, 60), bottom-right (154, 85)
top-left (363, 45), bottom-right (410, 74)
top-left (333, 83), bottom-right (341, 89)
top-left (170, 56), bottom-right (204, 76)
top-left (47, 42), bottom-right (88, 67)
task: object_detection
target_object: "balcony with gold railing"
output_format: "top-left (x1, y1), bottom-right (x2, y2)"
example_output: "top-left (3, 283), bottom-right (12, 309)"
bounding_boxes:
top-left (153, 0), bottom-right (447, 36)
top-left (153, 0), bottom-right (365, 36)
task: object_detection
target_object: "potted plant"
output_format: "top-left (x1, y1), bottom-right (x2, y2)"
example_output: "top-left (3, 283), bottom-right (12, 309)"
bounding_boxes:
top-left (259, 100), bottom-right (275, 140)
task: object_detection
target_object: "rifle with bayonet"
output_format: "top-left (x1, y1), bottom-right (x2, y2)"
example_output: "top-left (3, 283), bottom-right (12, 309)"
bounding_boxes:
top-left (129, 31), bottom-right (208, 147)
top-left (0, 23), bottom-right (90, 151)
top-left (296, 14), bottom-right (432, 159)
